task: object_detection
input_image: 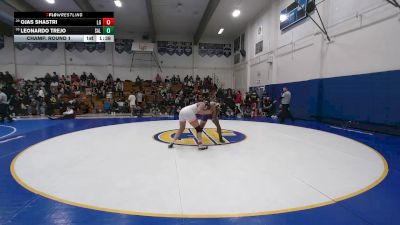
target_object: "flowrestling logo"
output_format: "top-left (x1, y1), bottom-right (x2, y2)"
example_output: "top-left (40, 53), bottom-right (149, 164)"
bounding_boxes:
top-left (154, 128), bottom-right (246, 146)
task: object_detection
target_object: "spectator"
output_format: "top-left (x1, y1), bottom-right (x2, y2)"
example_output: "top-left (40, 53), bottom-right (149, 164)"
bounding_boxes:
top-left (80, 72), bottom-right (87, 81)
top-left (135, 75), bottom-right (142, 85)
top-left (235, 90), bottom-right (243, 116)
top-left (88, 73), bottom-right (95, 81)
top-left (243, 105), bottom-right (252, 118)
top-left (262, 97), bottom-right (276, 117)
top-left (0, 88), bottom-right (13, 122)
top-left (280, 87), bottom-right (294, 123)
top-left (155, 73), bottom-right (161, 83)
top-left (150, 104), bottom-right (161, 117)
top-left (128, 91), bottom-right (136, 116)
top-left (226, 106), bottom-right (234, 117)
top-left (48, 106), bottom-right (75, 120)
top-left (52, 72), bottom-right (59, 82)
top-left (136, 91), bottom-right (143, 106)
top-left (104, 100), bottom-right (112, 114)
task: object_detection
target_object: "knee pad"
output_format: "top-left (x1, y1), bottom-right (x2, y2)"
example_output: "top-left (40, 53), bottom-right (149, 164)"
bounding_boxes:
top-left (195, 126), bottom-right (203, 133)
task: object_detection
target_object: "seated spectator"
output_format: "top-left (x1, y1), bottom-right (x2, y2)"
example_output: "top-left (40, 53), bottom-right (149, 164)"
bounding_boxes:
top-left (155, 73), bottom-right (161, 83)
top-left (65, 75), bottom-right (71, 84)
top-left (48, 106), bottom-right (75, 120)
top-left (183, 75), bottom-right (189, 84)
top-left (50, 80), bottom-right (58, 94)
top-left (71, 73), bottom-right (79, 83)
top-left (226, 107), bottom-right (234, 117)
top-left (150, 104), bottom-right (161, 117)
top-left (171, 75), bottom-right (175, 83)
top-left (39, 101), bottom-right (47, 116)
top-left (262, 97), bottom-right (276, 117)
top-left (243, 105), bottom-right (252, 118)
top-left (165, 76), bottom-right (170, 83)
top-left (251, 102), bottom-right (258, 118)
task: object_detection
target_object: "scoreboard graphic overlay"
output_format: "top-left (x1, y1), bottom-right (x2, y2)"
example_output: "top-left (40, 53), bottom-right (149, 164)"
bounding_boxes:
top-left (14, 12), bottom-right (114, 42)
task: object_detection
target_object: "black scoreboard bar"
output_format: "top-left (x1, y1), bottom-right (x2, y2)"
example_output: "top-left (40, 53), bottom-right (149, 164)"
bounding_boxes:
top-left (15, 19), bottom-right (108, 26)
top-left (14, 12), bottom-right (114, 42)
top-left (14, 12), bottom-right (113, 18)
top-left (14, 27), bottom-right (106, 35)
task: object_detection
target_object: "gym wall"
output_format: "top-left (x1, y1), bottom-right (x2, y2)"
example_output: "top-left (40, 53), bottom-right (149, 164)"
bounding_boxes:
top-left (236, 0), bottom-right (400, 128)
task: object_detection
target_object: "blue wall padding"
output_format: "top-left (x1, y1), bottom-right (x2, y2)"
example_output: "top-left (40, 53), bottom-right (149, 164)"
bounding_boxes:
top-left (265, 70), bottom-right (400, 126)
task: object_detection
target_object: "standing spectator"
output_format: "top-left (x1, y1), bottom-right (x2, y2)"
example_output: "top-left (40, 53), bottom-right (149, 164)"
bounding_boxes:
top-left (128, 91), bottom-right (136, 116)
top-left (280, 87), bottom-right (294, 123)
top-left (0, 88), bottom-right (13, 122)
top-left (235, 90), bottom-right (243, 116)
top-left (88, 73), bottom-right (95, 81)
top-left (52, 72), bottom-right (59, 82)
top-left (136, 91), bottom-right (143, 106)
top-left (80, 72), bottom-right (87, 81)
top-left (135, 75), bottom-right (142, 85)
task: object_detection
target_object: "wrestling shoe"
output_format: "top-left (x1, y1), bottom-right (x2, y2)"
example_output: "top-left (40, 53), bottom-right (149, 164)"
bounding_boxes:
top-left (168, 143), bottom-right (174, 148)
top-left (198, 145), bottom-right (208, 151)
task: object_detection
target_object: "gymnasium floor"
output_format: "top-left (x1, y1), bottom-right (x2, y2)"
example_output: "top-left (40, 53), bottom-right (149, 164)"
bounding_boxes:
top-left (0, 117), bottom-right (399, 225)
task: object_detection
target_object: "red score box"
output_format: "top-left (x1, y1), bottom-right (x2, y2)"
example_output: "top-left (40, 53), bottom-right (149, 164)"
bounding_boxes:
top-left (102, 18), bottom-right (114, 26)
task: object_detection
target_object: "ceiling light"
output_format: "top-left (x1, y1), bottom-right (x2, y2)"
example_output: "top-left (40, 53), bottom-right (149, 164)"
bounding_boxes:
top-left (232, 9), bottom-right (241, 18)
top-left (46, 0), bottom-right (55, 4)
top-left (114, 0), bottom-right (122, 7)
top-left (280, 14), bottom-right (288, 22)
top-left (218, 28), bottom-right (224, 35)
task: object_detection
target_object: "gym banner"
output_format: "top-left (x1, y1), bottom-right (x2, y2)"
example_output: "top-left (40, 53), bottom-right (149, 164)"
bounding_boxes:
top-left (157, 41), bottom-right (193, 56)
top-left (198, 43), bottom-right (231, 58)
top-left (114, 39), bottom-right (134, 54)
top-left (14, 42), bottom-right (58, 51)
top-left (65, 42), bottom-right (105, 52)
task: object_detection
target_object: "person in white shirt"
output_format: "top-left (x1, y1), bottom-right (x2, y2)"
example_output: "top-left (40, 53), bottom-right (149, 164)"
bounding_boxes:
top-left (128, 92), bottom-right (136, 116)
top-left (280, 87), bottom-right (294, 123)
top-left (136, 91), bottom-right (143, 106)
top-left (0, 88), bottom-right (13, 123)
top-left (168, 101), bottom-right (212, 150)
top-left (48, 106), bottom-right (75, 120)
top-left (38, 87), bottom-right (45, 99)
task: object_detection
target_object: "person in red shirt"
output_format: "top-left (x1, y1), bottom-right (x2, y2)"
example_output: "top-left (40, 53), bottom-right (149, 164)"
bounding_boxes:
top-left (155, 73), bottom-right (161, 83)
top-left (235, 90), bottom-right (243, 116)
